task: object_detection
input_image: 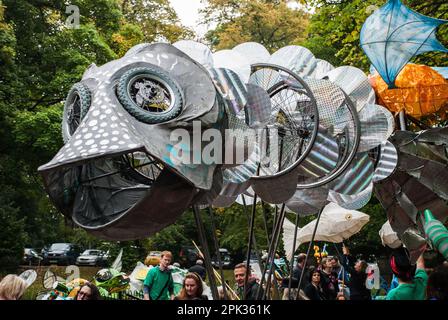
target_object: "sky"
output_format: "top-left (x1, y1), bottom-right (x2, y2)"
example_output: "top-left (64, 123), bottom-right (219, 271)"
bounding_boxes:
top-left (168, 0), bottom-right (209, 38)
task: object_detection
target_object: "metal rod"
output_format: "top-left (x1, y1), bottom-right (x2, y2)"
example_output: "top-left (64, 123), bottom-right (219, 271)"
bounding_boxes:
top-left (192, 205), bottom-right (219, 300)
top-left (256, 203), bottom-right (284, 299)
top-left (296, 207), bottom-right (324, 300)
top-left (207, 206), bottom-right (227, 300)
top-left (80, 161), bottom-right (156, 184)
top-left (243, 193), bottom-right (257, 300)
top-left (192, 241), bottom-right (240, 300)
top-left (241, 196), bottom-right (265, 289)
top-left (399, 110), bottom-right (406, 131)
top-left (288, 212), bottom-right (300, 300)
top-left (264, 203), bottom-right (286, 300)
top-left (407, 114), bottom-right (431, 130)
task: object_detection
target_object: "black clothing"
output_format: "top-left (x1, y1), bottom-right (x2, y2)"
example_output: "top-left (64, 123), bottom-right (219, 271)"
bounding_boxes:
top-left (281, 265), bottom-right (308, 290)
top-left (342, 255), bottom-right (371, 300)
top-left (320, 270), bottom-right (339, 300)
top-left (304, 283), bottom-right (326, 300)
top-left (188, 264), bottom-right (207, 281)
top-left (237, 279), bottom-right (261, 300)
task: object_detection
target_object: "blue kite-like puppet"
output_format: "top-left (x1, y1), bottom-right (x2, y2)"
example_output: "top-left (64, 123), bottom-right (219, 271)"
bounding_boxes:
top-left (360, 0), bottom-right (448, 88)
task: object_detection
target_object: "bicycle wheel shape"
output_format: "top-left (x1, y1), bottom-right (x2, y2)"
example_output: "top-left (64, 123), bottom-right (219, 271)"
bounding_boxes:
top-left (62, 82), bottom-right (91, 142)
top-left (117, 66), bottom-right (184, 124)
top-left (249, 63), bottom-right (319, 179)
top-left (294, 80), bottom-right (361, 189)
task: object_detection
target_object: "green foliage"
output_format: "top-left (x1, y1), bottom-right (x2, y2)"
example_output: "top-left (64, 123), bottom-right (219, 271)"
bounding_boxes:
top-left (202, 0), bottom-right (310, 52)
top-left (0, 189), bottom-right (28, 273)
top-left (0, 0), bottom-right (191, 273)
top-left (302, 0), bottom-right (448, 70)
top-left (121, 0), bottom-right (194, 43)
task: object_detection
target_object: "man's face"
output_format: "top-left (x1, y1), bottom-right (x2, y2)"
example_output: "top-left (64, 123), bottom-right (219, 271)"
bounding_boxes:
top-left (354, 261), bottom-right (362, 272)
top-left (160, 255), bottom-right (171, 269)
top-left (234, 267), bottom-right (246, 287)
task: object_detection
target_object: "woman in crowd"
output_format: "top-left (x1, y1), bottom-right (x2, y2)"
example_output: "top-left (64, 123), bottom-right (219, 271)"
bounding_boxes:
top-left (0, 274), bottom-right (27, 300)
top-left (75, 282), bottom-right (102, 300)
top-left (174, 272), bottom-right (208, 300)
top-left (304, 269), bottom-right (326, 300)
top-left (342, 245), bottom-right (371, 300)
top-left (319, 257), bottom-right (339, 300)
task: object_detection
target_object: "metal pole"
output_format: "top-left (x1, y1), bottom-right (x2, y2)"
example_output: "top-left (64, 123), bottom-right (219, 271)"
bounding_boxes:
top-left (192, 205), bottom-right (219, 300)
top-left (399, 110), bottom-right (406, 131)
top-left (243, 193), bottom-right (258, 300)
top-left (241, 195), bottom-right (264, 272)
top-left (207, 206), bottom-right (227, 300)
top-left (295, 207), bottom-right (324, 300)
top-left (264, 204), bottom-right (286, 300)
top-left (288, 212), bottom-right (300, 300)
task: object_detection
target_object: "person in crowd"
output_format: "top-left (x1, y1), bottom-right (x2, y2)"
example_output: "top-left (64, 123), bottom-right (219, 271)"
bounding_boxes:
top-left (281, 253), bottom-right (308, 300)
top-left (336, 291), bottom-right (349, 300)
top-left (341, 245), bottom-right (371, 300)
top-left (188, 259), bottom-right (206, 281)
top-left (174, 272), bottom-right (208, 300)
top-left (0, 274), bottom-right (27, 300)
top-left (293, 253), bottom-right (309, 289)
top-left (234, 263), bottom-right (261, 300)
top-left (426, 264), bottom-right (448, 300)
top-left (330, 256), bottom-right (350, 284)
top-left (386, 248), bottom-right (427, 300)
top-left (143, 250), bottom-right (174, 300)
top-left (304, 269), bottom-right (326, 300)
top-left (75, 282), bottom-right (102, 300)
top-left (319, 257), bottom-right (339, 300)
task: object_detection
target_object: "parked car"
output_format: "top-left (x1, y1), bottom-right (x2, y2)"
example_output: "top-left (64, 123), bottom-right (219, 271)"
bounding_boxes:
top-left (42, 243), bottom-right (82, 265)
top-left (144, 251), bottom-right (161, 266)
top-left (76, 249), bottom-right (109, 267)
top-left (23, 248), bottom-right (43, 265)
top-left (179, 246), bottom-right (199, 268)
top-left (211, 248), bottom-right (233, 269)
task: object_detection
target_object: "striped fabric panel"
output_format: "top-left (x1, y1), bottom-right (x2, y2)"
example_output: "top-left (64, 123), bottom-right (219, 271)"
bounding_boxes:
top-left (296, 127), bottom-right (340, 180)
top-left (358, 104), bottom-right (395, 152)
top-left (373, 140), bottom-right (398, 182)
top-left (325, 66), bottom-right (376, 112)
top-left (209, 68), bottom-right (248, 114)
top-left (244, 83), bottom-right (272, 129)
top-left (330, 153), bottom-right (374, 195)
top-left (268, 45), bottom-right (317, 78)
top-left (327, 183), bottom-right (373, 210)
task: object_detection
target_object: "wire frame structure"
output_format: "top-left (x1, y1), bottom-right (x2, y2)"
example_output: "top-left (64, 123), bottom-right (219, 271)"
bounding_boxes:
top-left (249, 63), bottom-right (319, 179)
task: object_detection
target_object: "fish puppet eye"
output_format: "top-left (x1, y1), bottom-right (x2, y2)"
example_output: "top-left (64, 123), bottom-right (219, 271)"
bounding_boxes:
top-left (62, 82), bottom-right (92, 142)
top-left (116, 66), bottom-right (184, 124)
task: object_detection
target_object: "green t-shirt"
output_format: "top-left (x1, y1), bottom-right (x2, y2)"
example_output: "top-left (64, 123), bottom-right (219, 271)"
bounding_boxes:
top-left (386, 269), bottom-right (428, 300)
top-left (143, 266), bottom-right (174, 300)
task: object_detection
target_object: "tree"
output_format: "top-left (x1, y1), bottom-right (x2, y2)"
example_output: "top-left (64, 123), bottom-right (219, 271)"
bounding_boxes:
top-left (301, 0), bottom-right (448, 70)
top-left (0, 188), bottom-right (28, 274)
top-left (120, 0), bottom-right (194, 43)
top-left (201, 0), bottom-right (310, 52)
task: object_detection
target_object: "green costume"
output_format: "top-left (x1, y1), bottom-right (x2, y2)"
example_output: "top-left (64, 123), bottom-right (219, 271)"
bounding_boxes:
top-left (386, 269), bottom-right (428, 300)
top-left (143, 266), bottom-right (174, 300)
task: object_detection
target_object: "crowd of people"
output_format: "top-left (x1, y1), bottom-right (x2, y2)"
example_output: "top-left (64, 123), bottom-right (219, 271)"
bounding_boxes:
top-left (0, 247), bottom-right (447, 301)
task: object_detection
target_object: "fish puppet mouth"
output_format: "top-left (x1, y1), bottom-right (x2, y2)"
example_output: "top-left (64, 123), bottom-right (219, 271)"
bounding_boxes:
top-left (38, 43), bottom-right (223, 241)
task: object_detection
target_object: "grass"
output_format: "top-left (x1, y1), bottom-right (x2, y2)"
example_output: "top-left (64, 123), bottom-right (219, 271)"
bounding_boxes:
top-left (18, 265), bottom-right (101, 300)
top-left (19, 265), bottom-right (236, 300)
